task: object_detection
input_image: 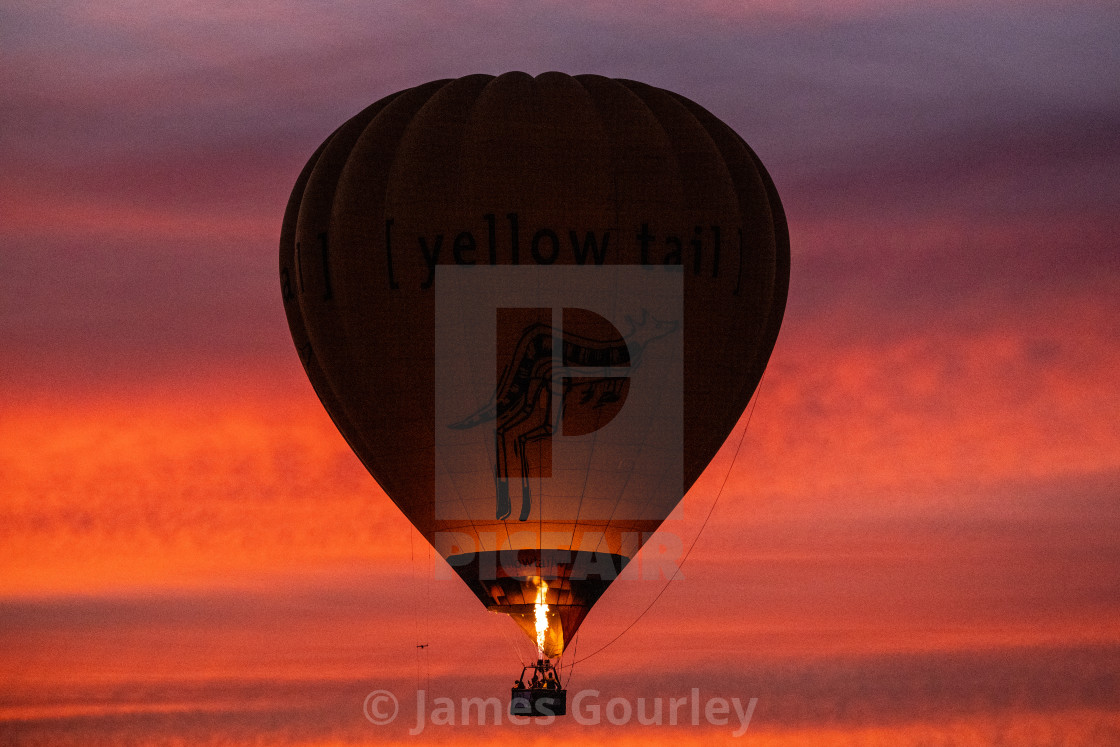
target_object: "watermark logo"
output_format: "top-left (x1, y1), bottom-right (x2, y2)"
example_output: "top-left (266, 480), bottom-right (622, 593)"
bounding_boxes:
top-left (364, 688), bottom-right (758, 737)
top-left (434, 266), bottom-right (683, 524)
top-left (432, 529), bottom-right (686, 582)
top-left (362, 690), bottom-right (399, 726)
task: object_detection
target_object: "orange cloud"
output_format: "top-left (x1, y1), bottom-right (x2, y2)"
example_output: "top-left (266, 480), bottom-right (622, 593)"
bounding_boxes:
top-left (0, 379), bottom-right (406, 596)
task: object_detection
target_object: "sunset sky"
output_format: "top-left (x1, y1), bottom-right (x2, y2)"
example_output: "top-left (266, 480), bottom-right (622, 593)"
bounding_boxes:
top-left (2, 1), bottom-right (1119, 744)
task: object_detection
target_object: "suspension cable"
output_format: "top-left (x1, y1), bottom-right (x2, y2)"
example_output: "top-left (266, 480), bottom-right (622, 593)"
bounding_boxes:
top-left (567, 376), bottom-right (766, 666)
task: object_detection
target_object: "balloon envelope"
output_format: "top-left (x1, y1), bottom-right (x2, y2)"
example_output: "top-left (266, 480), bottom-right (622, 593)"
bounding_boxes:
top-left (280, 72), bottom-right (789, 656)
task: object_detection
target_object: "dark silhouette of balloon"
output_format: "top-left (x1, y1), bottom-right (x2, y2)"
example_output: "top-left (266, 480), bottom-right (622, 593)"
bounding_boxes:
top-left (280, 72), bottom-right (788, 657)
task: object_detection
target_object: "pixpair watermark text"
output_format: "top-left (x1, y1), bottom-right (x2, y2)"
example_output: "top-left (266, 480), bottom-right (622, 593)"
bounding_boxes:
top-left (364, 688), bottom-right (758, 737)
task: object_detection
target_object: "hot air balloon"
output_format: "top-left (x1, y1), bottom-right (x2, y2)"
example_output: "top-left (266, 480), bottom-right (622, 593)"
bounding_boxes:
top-left (280, 72), bottom-right (788, 713)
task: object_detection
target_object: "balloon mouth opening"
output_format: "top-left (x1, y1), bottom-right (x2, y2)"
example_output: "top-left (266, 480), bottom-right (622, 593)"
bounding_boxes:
top-left (446, 549), bottom-right (629, 656)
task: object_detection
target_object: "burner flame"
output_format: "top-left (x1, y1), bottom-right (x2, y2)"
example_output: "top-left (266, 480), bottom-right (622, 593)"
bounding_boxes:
top-left (534, 581), bottom-right (549, 657)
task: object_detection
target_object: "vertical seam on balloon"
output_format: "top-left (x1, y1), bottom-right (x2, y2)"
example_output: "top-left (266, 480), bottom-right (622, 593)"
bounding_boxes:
top-left (339, 83), bottom-right (446, 536)
top-left (735, 133), bottom-right (790, 400)
top-left (585, 78), bottom-right (686, 564)
top-left (563, 74), bottom-right (619, 562)
top-left (452, 75), bottom-right (515, 549)
top-left (433, 78), bottom-right (495, 549)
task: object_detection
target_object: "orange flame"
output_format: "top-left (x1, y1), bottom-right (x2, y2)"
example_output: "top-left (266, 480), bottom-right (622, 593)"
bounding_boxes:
top-left (534, 581), bottom-right (549, 657)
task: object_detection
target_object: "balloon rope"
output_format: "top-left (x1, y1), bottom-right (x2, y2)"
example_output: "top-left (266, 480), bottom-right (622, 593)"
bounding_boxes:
top-left (425, 541), bottom-right (432, 692)
top-left (498, 609), bottom-right (531, 667)
top-left (409, 526), bottom-right (433, 691)
top-left (567, 374), bottom-right (766, 667)
top-left (409, 526), bottom-right (422, 690)
top-left (561, 631), bottom-right (580, 687)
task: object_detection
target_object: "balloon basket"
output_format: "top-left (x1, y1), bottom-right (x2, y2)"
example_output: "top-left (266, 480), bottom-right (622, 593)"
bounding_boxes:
top-left (510, 658), bottom-right (566, 717)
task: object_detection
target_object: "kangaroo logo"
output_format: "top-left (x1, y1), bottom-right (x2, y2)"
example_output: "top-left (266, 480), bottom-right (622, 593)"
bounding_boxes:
top-left (450, 308), bottom-right (678, 521)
